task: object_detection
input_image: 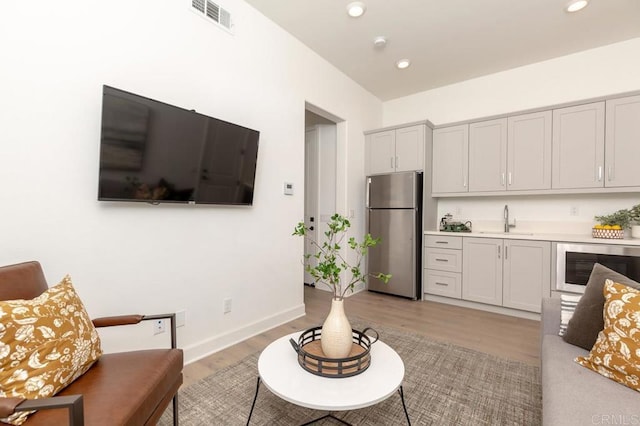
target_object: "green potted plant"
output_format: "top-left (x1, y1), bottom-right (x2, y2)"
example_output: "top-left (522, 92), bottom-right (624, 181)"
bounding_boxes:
top-left (293, 213), bottom-right (390, 358)
top-left (593, 203), bottom-right (640, 239)
top-left (630, 203), bottom-right (640, 239)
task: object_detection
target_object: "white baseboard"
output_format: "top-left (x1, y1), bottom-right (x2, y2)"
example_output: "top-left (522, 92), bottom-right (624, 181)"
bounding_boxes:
top-left (182, 303), bottom-right (306, 365)
top-left (423, 294), bottom-right (541, 321)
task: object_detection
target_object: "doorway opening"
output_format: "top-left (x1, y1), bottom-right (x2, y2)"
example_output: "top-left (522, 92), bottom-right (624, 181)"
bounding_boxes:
top-left (303, 105), bottom-right (339, 290)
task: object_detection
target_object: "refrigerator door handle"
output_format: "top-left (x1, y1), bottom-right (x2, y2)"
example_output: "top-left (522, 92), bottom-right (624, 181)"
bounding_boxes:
top-left (365, 177), bottom-right (371, 208)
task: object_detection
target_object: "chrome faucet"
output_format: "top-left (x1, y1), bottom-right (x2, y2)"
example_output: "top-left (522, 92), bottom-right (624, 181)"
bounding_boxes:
top-left (504, 204), bottom-right (516, 232)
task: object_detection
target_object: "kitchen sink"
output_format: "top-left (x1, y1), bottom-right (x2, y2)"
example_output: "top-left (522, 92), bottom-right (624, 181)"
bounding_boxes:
top-left (478, 231), bottom-right (534, 236)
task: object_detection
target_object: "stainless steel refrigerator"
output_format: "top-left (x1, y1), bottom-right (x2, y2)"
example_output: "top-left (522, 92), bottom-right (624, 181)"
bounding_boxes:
top-left (366, 171), bottom-right (422, 299)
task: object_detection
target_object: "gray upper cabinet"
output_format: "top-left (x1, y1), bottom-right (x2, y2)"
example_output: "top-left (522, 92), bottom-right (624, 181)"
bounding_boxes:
top-left (467, 112), bottom-right (552, 193)
top-left (469, 118), bottom-right (507, 192)
top-left (366, 130), bottom-right (395, 174)
top-left (424, 91), bottom-right (640, 197)
top-left (395, 125), bottom-right (425, 172)
top-left (366, 125), bottom-right (424, 175)
top-left (552, 102), bottom-right (605, 189)
top-left (507, 111), bottom-right (552, 191)
top-left (605, 95), bottom-right (640, 188)
top-left (432, 124), bottom-right (469, 194)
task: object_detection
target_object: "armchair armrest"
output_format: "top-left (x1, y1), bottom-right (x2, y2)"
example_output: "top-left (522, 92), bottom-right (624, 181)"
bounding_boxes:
top-left (0, 395), bottom-right (84, 426)
top-left (92, 313), bottom-right (177, 349)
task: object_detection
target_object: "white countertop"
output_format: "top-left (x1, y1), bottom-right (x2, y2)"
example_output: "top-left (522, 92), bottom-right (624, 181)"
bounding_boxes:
top-left (424, 230), bottom-right (640, 246)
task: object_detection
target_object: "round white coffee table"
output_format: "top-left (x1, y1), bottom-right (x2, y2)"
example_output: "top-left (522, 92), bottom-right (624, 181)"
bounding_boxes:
top-left (246, 331), bottom-right (410, 425)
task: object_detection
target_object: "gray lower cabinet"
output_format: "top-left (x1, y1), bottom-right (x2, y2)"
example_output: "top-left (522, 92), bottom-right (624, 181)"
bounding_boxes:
top-left (502, 240), bottom-right (550, 313)
top-left (462, 237), bottom-right (503, 306)
top-left (424, 235), bottom-right (462, 299)
top-left (462, 237), bottom-right (550, 313)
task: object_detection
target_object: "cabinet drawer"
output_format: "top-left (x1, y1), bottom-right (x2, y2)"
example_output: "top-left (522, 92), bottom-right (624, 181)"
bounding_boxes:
top-left (425, 248), bottom-right (462, 273)
top-left (424, 270), bottom-right (462, 299)
top-left (425, 235), bottom-right (463, 249)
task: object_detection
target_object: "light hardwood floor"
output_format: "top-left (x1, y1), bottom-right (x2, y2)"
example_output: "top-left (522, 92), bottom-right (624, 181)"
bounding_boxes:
top-left (182, 286), bottom-right (540, 386)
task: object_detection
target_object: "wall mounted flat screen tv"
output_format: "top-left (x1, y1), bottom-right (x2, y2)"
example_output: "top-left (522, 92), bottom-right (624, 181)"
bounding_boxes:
top-left (98, 85), bottom-right (260, 205)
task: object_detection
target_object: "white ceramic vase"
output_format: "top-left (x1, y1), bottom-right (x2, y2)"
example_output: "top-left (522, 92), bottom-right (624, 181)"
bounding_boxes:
top-left (321, 298), bottom-right (353, 359)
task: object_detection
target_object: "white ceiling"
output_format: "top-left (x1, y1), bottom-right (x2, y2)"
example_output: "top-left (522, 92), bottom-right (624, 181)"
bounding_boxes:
top-left (243, 0), bottom-right (640, 101)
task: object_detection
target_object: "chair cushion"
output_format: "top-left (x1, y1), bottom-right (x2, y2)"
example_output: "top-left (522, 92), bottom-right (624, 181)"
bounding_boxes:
top-left (25, 349), bottom-right (184, 425)
top-left (0, 276), bottom-right (102, 425)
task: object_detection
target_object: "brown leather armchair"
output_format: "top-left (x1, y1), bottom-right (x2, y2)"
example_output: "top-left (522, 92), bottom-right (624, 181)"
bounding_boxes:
top-left (0, 261), bottom-right (183, 426)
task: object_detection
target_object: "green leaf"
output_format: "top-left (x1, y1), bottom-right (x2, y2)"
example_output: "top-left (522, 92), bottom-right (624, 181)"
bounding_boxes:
top-left (294, 213), bottom-right (390, 298)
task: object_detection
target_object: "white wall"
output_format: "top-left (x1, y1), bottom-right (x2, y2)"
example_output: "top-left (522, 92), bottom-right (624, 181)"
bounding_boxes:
top-left (383, 38), bottom-right (640, 126)
top-left (383, 38), bottom-right (640, 230)
top-left (0, 0), bottom-right (382, 363)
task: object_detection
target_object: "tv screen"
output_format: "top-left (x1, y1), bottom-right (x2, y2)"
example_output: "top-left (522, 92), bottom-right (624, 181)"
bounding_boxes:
top-left (98, 85), bottom-right (259, 205)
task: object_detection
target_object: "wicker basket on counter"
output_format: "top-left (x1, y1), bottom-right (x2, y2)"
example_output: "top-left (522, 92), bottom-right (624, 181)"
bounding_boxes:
top-left (592, 228), bottom-right (624, 239)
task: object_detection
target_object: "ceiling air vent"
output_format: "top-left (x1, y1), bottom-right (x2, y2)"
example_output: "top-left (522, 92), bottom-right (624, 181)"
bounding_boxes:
top-left (191, 0), bottom-right (233, 32)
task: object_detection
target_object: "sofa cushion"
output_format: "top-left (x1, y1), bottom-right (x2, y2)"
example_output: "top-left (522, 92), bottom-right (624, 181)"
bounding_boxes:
top-left (542, 334), bottom-right (639, 425)
top-left (563, 263), bottom-right (640, 350)
top-left (0, 276), bottom-right (102, 425)
top-left (576, 280), bottom-right (640, 393)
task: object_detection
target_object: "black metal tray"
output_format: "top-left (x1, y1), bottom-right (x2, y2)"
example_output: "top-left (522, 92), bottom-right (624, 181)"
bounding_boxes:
top-left (289, 326), bottom-right (378, 378)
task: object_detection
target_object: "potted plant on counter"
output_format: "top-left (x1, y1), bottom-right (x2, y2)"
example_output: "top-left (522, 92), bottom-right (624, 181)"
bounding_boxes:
top-left (593, 203), bottom-right (640, 239)
top-left (630, 203), bottom-right (640, 239)
top-left (293, 213), bottom-right (391, 358)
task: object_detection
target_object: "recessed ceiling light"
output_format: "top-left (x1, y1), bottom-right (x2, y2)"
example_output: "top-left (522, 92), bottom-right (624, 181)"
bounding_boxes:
top-left (396, 59), bottom-right (411, 69)
top-left (565, 0), bottom-right (589, 13)
top-left (347, 2), bottom-right (366, 18)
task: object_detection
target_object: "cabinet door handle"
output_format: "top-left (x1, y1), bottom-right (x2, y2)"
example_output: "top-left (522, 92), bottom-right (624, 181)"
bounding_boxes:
top-left (463, 176), bottom-right (467, 188)
top-left (396, 156), bottom-right (399, 170)
top-left (508, 172), bottom-right (512, 186)
top-left (597, 166), bottom-right (603, 182)
top-left (365, 178), bottom-right (371, 208)
top-left (497, 245), bottom-right (501, 259)
top-left (608, 166), bottom-right (613, 182)
top-left (435, 241), bottom-right (449, 245)
top-left (501, 173), bottom-right (505, 186)
top-left (435, 282), bottom-right (449, 286)
top-left (435, 258), bottom-right (449, 262)
top-left (505, 246), bottom-right (508, 260)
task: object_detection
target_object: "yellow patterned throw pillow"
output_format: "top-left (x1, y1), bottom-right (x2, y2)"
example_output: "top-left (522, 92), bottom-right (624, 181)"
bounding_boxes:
top-left (575, 279), bottom-right (640, 393)
top-left (0, 275), bottom-right (102, 425)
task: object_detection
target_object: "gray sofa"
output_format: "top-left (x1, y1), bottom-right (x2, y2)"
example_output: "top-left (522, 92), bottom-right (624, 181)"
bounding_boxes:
top-left (541, 297), bottom-right (639, 425)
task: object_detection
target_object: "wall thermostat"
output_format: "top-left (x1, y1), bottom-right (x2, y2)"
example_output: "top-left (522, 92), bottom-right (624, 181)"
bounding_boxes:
top-left (283, 182), bottom-right (294, 195)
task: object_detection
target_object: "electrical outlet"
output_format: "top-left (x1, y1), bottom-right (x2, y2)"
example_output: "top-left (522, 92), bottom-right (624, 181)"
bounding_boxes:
top-left (570, 206), bottom-right (579, 216)
top-left (153, 319), bottom-right (166, 335)
top-left (176, 310), bottom-right (186, 328)
top-left (223, 298), bottom-right (232, 314)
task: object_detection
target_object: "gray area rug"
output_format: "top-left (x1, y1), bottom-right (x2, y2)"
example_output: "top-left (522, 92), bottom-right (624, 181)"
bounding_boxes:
top-left (160, 320), bottom-right (541, 425)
